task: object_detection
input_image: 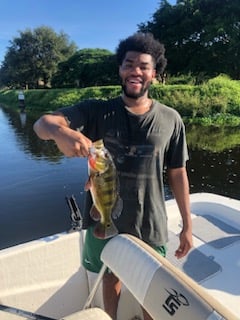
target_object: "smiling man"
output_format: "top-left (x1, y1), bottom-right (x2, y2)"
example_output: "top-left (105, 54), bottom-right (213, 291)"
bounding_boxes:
top-left (34, 32), bottom-right (192, 320)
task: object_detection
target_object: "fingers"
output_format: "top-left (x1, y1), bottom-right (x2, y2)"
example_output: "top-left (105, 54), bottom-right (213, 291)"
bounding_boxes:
top-left (54, 125), bottom-right (92, 157)
top-left (81, 142), bottom-right (92, 157)
top-left (69, 131), bottom-right (92, 157)
top-left (175, 240), bottom-right (192, 259)
top-left (175, 245), bottom-right (189, 259)
top-left (174, 228), bottom-right (193, 259)
top-left (60, 138), bottom-right (92, 158)
top-left (75, 144), bottom-right (89, 157)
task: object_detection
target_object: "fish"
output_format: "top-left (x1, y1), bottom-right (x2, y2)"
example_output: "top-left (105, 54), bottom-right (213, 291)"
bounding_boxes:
top-left (85, 139), bottom-right (123, 239)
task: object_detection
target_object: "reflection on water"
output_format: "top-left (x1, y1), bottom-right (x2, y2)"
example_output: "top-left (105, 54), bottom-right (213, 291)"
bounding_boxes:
top-left (19, 111), bottom-right (27, 127)
top-left (0, 107), bottom-right (88, 249)
top-left (186, 124), bottom-right (240, 199)
top-left (0, 106), bottom-right (240, 249)
top-left (187, 124), bottom-right (240, 152)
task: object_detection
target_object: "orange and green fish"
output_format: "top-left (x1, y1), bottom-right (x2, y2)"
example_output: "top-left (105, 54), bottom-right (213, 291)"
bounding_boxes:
top-left (85, 139), bottom-right (123, 239)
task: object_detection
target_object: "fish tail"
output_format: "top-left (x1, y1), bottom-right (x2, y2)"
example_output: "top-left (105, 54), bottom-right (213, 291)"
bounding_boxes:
top-left (93, 220), bottom-right (118, 239)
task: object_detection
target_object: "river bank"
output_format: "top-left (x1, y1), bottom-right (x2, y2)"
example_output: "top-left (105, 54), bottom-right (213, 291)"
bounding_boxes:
top-left (1, 75), bottom-right (240, 126)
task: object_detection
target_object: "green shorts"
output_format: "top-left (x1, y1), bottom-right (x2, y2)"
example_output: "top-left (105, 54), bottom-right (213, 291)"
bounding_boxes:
top-left (82, 226), bottom-right (167, 273)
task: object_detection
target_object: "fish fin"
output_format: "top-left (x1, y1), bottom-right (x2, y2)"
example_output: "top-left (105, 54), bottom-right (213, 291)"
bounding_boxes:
top-left (93, 220), bottom-right (118, 239)
top-left (84, 178), bottom-right (92, 191)
top-left (90, 205), bottom-right (101, 221)
top-left (112, 197), bottom-right (123, 219)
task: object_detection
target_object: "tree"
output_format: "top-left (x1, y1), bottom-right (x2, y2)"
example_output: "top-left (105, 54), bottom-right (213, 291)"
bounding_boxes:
top-left (52, 48), bottom-right (119, 88)
top-left (139, 0), bottom-right (240, 79)
top-left (0, 26), bottom-right (77, 88)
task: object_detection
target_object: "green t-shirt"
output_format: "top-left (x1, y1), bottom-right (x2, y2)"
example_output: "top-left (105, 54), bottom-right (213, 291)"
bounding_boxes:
top-left (60, 96), bottom-right (188, 246)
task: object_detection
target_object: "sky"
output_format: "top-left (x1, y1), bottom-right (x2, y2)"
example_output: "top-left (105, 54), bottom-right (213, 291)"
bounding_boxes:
top-left (0, 0), bottom-right (175, 65)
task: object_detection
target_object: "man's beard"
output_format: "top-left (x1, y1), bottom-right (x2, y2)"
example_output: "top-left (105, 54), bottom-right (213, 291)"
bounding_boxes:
top-left (121, 82), bottom-right (151, 99)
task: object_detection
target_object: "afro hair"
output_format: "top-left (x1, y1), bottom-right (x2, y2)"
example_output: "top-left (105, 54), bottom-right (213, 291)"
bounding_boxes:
top-left (116, 32), bottom-right (167, 74)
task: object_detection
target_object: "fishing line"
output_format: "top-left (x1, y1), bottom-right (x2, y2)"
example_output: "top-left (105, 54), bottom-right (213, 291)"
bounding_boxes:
top-left (0, 304), bottom-right (59, 320)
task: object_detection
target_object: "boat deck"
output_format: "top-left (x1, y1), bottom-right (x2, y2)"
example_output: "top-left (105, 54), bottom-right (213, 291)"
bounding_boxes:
top-left (166, 193), bottom-right (240, 318)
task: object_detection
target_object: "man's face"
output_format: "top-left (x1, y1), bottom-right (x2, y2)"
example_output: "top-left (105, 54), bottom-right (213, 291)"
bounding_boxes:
top-left (119, 51), bottom-right (156, 99)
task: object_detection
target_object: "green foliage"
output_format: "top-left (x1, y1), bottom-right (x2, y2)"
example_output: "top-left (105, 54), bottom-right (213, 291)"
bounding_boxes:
top-left (166, 74), bottom-right (197, 85)
top-left (49, 86), bottom-right (121, 108)
top-left (1, 76), bottom-right (240, 126)
top-left (139, 0), bottom-right (240, 79)
top-left (204, 75), bottom-right (240, 115)
top-left (0, 86), bottom-right (122, 115)
top-left (150, 84), bottom-right (199, 117)
top-left (51, 49), bottom-right (119, 88)
top-left (151, 75), bottom-right (240, 122)
top-left (0, 26), bottom-right (77, 89)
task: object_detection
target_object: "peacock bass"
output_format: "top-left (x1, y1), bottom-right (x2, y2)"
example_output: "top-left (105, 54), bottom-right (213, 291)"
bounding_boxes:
top-left (85, 139), bottom-right (123, 239)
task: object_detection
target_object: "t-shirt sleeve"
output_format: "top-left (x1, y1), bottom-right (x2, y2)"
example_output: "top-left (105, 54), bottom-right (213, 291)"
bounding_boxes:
top-left (58, 100), bottom-right (91, 131)
top-left (57, 99), bottom-right (106, 141)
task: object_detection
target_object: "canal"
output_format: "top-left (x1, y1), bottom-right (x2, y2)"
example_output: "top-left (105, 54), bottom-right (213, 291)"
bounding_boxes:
top-left (0, 106), bottom-right (240, 249)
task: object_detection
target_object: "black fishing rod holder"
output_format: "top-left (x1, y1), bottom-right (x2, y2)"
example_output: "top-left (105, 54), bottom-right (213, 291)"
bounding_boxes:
top-left (65, 195), bottom-right (83, 231)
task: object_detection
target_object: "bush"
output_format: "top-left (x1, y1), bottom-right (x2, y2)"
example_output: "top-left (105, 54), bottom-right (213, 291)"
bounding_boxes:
top-left (205, 75), bottom-right (240, 115)
top-left (166, 73), bottom-right (197, 85)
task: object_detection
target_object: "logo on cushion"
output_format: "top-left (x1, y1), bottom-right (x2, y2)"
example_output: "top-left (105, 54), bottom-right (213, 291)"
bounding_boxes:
top-left (162, 288), bottom-right (189, 315)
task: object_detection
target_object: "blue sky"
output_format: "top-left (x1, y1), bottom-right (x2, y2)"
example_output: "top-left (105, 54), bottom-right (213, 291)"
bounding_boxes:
top-left (0, 0), bottom-right (175, 65)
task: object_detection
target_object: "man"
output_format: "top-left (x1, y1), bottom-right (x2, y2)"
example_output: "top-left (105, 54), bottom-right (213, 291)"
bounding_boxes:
top-left (34, 32), bottom-right (192, 320)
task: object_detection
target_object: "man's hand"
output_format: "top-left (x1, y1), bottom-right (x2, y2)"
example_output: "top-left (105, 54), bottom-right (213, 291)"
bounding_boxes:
top-left (54, 125), bottom-right (92, 157)
top-left (175, 228), bottom-right (193, 259)
top-left (33, 113), bottom-right (92, 157)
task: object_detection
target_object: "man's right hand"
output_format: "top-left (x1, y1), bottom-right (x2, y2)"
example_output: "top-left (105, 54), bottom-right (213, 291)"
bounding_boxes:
top-left (33, 113), bottom-right (92, 157)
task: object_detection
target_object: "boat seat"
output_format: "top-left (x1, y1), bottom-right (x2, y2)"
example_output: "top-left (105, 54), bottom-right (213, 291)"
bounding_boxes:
top-left (63, 307), bottom-right (112, 320)
top-left (100, 234), bottom-right (236, 320)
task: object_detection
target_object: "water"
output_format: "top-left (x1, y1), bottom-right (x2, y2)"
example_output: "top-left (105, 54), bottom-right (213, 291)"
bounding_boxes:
top-left (0, 107), bottom-right (88, 249)
top-left (0, 106), bottom-right (240, 249)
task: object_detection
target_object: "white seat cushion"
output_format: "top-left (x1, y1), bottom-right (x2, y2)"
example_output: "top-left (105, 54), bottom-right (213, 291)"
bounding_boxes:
top-left (64, 307), bottom-right (112, 320)
top-left (100, 234), bottom-right (232, 320)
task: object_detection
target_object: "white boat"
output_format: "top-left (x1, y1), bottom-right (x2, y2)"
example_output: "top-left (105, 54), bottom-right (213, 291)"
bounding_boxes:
top-left (0, 193), bottom-right (239, 320)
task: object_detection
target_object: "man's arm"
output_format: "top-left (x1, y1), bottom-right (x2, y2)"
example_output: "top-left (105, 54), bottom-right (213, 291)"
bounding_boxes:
top-left (167, 167), bottom-right (193, 259)
top-left (33, 113), bottom-right (92, 157)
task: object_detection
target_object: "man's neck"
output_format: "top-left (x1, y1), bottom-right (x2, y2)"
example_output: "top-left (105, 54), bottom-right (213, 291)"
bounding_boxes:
top-left (122, 95), bottom-right (152, 115)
